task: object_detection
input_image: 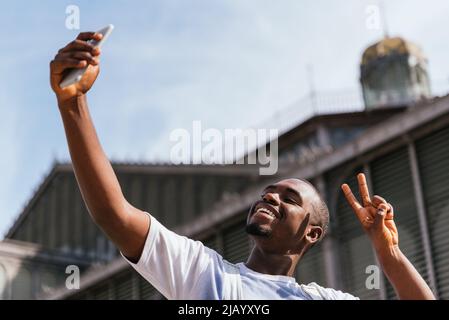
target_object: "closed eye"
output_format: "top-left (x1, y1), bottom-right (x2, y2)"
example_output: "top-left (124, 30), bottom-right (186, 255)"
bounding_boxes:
top-left (284, 198), bottom-right (297, 204)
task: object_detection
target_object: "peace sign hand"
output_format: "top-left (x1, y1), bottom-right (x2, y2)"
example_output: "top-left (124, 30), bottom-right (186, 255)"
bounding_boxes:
top-left (341, 173), bottom-right (399, 252)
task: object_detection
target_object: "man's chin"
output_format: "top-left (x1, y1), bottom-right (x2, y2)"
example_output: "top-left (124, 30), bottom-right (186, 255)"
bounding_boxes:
top-left (245, 223), bottom-right (272, 237)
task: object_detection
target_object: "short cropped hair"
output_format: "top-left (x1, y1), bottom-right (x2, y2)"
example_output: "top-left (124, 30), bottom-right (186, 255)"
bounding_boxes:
top-left (300, 179), bottom-right (330, 242)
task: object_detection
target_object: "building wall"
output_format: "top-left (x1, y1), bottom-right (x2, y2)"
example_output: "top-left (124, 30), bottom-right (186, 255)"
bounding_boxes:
top-left (7, 171), bottom-right (258, 264)
top-left (324, 125), bottom-right (449, 299)
top-left (0, 241), bottom-right (89, 300)
top-left (67, 269), bottom-right (161, 300)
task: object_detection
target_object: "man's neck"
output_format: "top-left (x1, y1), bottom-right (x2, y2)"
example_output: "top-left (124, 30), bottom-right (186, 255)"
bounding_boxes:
top-left (245, 246), bottom-right (301, 277)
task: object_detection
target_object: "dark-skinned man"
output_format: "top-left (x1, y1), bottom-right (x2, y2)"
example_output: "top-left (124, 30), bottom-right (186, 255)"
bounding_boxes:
top-left (50, 31), bottom-right (435, 300)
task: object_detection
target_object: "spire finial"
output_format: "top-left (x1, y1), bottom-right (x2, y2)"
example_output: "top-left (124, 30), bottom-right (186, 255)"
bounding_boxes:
top-left (379, 0), bottom-right (389, 38)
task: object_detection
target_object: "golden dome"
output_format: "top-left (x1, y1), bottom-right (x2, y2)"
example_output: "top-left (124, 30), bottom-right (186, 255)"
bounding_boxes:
top-left (361, 37), bottom-right (426, 66)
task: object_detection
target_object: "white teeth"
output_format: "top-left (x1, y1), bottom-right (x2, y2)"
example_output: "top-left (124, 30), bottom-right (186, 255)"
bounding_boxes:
top-left (256, 207), bottom-right (276, 218)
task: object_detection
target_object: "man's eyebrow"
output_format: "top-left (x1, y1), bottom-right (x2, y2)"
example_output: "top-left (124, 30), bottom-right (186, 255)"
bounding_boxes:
top-left (263, 184), bottom-right (277, 192)
top-left (285, 187), bottom-right (303, 204)
top-left (262, 184), bottom-right (303, 204)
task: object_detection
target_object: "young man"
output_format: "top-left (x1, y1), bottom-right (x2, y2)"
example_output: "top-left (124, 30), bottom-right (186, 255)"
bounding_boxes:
top-left (50, 32), bottom-right (435, 300)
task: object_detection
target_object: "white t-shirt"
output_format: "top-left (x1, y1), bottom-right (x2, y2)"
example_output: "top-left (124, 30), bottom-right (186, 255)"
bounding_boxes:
top-left (122, 214), bottom-right (359, 300)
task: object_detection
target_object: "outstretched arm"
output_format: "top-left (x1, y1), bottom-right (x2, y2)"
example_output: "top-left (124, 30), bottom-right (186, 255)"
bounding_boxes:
top-left (341, 173), bottom-right (435, 300)
top-left (50, 32), bottom-right (149, 262)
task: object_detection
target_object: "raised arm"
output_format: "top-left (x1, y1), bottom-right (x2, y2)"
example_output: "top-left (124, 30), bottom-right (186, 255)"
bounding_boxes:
top-left (341, 173), bottom-right (435, 300)
top-left (50, 32), bottom-right (149, 262)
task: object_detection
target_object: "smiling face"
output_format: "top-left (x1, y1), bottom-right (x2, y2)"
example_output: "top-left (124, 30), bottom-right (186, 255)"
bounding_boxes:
top-left (246, 178), bottom-right (326, 255)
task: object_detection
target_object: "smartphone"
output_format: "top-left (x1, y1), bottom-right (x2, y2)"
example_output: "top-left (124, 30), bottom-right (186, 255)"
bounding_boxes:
top-left (59, 24), bottom-right (114, 88)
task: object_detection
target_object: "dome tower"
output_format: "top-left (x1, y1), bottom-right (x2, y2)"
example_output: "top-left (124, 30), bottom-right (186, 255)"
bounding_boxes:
top-left (360, 37), bottom-right (431, 109)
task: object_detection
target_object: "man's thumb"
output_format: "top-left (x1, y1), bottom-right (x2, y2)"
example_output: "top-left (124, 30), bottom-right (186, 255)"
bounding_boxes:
top-left (373, 204), bottom-right (387, 228)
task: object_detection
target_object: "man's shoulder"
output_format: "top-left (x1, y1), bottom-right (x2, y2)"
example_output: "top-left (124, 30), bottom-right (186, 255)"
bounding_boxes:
top-left (299, 282), bottom-right (360, 300)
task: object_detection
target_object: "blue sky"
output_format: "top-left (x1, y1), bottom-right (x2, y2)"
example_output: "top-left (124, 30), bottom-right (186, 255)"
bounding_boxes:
top-left (1, 0), bottom-right (449, 236)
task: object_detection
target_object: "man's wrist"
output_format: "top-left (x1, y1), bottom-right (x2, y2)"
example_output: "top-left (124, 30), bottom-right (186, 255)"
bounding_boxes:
top-left (58, 94), bottom-right (87, 112)
top-left (375, 244), bottom-right (403, 266)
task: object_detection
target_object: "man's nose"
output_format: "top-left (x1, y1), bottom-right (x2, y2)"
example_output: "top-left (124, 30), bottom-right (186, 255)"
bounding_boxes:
top-left (263, 192), bottom-right (280, 205)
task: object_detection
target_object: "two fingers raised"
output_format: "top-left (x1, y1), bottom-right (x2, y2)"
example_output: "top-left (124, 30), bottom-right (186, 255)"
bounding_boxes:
top-left (341, 173), bottom-right (394, 219)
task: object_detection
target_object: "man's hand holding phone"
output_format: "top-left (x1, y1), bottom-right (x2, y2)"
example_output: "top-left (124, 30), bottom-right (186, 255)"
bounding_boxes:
top-left (50, 32), bottom-right (102, 107)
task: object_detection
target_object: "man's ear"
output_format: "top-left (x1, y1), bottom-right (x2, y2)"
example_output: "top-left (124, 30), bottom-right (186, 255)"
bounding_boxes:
top-left (305, 225), bottom-right (323, 244)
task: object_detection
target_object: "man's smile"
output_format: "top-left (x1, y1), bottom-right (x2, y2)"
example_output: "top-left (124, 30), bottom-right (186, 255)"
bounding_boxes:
top-left (250, 202), bottom-right (281, 223)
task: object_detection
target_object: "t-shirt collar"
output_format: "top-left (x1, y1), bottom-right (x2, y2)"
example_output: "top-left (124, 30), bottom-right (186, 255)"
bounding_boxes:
top-left (238, 262), bottom-right (298, 283)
